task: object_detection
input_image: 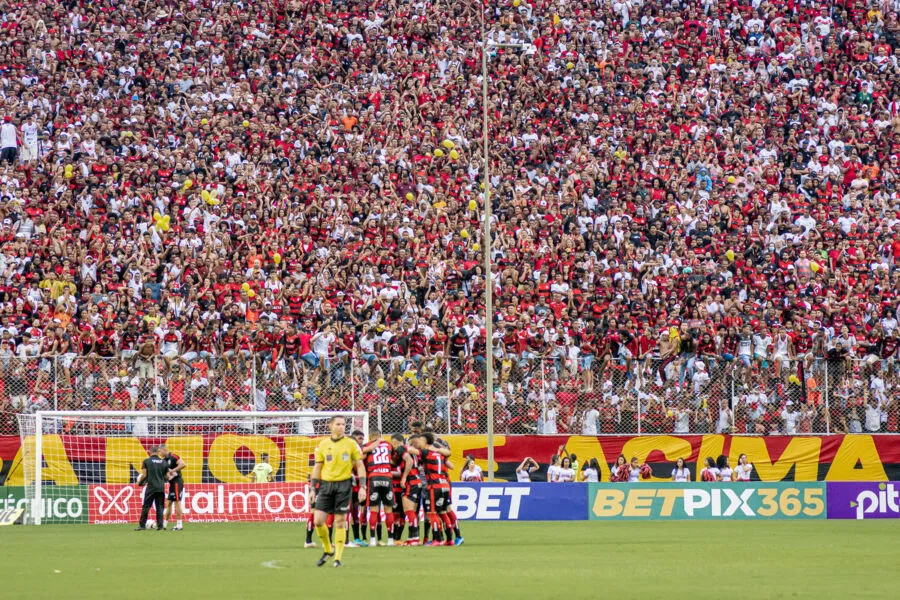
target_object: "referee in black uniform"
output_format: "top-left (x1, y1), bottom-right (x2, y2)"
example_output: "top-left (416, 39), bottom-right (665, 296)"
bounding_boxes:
top-left (136, 445), bottom-right (169, 531)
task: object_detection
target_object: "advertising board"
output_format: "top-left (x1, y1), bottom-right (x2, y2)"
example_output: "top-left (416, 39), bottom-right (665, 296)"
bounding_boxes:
top-left (454, 483), bottom-right (586, 521)
top-left (3, 434), bottom-right (900, 486)
top-left (0, 486), bottom-right (88, 524)
top-left (88, 483), bottom-right (310, 524)
top-left (589, 483), bottom-right (827, 520)
top-left (825, 482), bottom-right (900, 520)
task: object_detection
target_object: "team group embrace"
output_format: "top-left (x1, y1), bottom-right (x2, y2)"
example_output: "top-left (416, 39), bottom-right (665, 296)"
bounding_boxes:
top-left (309, 416), bottom-right (464, 567)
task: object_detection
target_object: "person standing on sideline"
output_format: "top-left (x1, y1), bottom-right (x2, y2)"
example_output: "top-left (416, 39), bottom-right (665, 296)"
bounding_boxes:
top-left (460, 456), bottom-right (483, 482)
top-left (516, 457), bottom-right (539, 482)
top-left (252, 453), bottom-right (275, 483)
top-left (700, 457), bottom-right (720, 482)
top-left (671, 457), bottom-right (691, 482)
top-left (556, 457), bottom-right (576, 482)
top-left (309, 415), bottom-right (366, 568)
top-left (733, 454), bottom-right (754, 481)
top-left (161, 445), bottom-right (186, 531)
top-left (0, 116), bottom-right (17, 164)
top-left (610, 454), bottom-right (629, 482)
top-left (558, 445), bottom-right (580, 481)
top-left (136, 446), bottom-right (169, 531)
top-left (546, 454), bottom-right (562, 482)
top-left (581, 458), bottom-right (600, 482)
top-left (716, 455), bottom-right (733, 482)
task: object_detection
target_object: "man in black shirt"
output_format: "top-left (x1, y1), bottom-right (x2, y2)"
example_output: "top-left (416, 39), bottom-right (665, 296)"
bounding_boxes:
top-left (136, 446), bottom-right (169, 531)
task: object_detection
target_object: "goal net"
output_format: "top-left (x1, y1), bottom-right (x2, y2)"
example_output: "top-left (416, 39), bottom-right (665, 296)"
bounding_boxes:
top-left (15, 411), bottom-right (368, 526)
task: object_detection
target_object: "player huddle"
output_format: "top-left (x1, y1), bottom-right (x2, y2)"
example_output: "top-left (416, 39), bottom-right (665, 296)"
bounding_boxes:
top-left (308, 418), bottom-right (464, 567)
top-left (135, 416), bottom-right (465, 567)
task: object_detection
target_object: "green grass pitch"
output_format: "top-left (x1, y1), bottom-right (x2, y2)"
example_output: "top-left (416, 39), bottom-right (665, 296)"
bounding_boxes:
top-left (1, 521), bottom-right (898, 599)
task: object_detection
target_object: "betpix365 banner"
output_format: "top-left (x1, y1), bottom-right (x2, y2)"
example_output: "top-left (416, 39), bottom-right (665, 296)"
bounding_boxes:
top-left (589, 482), bottom-right (826, 520)
top-left (826, 482), bottom-right (900, 520)
top-left (454, 483), bottom-right (587, 521)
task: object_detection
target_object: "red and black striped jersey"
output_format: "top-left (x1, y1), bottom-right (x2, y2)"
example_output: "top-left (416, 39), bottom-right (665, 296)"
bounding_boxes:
top-left (393, 444), bottom-right (421, 486)
top-left (421, 449), bottom-right (450, 488)
top-left (365, 440), bottom-right (393, 478)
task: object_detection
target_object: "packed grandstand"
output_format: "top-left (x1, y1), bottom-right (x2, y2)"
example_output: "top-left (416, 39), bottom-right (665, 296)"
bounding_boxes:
top-left (0, 0), bottom-right (898, 437)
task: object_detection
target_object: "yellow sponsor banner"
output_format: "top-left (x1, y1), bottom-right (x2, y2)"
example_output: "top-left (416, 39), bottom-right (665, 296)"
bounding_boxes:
top-left (2, 434), bottom-right (896, 485)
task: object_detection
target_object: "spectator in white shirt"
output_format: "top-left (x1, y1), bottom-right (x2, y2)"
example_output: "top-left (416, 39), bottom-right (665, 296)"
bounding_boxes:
top-left (312, 324), bottom-right (336, 367)
top-left (459, 457), bottom-right (483, 482)
top-left (781, 403), bottom-right (800, 435)
top-left (556, 457), bottom-right (576, 483)
top-left (671, 457), bottom-right (691, 482)
top-left (716, 455), bottom-right (733, 482)
top-left (516, 457), bottom-right (539, 482)
top-left (673, 403), bottom-right (692, 434)
top-left (542, 402), bottom-right (558, 434)
top-left (581, 458), bottom-right (600, 483)
top-left (733, 454), bottom-right (754, 481)
top-left (20, 117), bottom-right (39, 163)
top-left (582, 405), bottom-right (599, 435)
top-left (0, 116), bottom-right (17, 164)
top-left (546, 454), bottom-right (562, 482)
top-left (864, 398), bottom-right (883, 433)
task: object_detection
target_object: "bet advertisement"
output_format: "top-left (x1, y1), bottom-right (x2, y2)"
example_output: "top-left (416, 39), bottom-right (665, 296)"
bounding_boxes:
top-left (588, 483), bottom-right (827, 520)
top-left (454, 483), bottom-right (586, 521)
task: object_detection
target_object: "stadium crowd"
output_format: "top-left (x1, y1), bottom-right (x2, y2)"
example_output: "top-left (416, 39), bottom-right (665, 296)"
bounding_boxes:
top-left (0, 0), bottom-right (900, 437)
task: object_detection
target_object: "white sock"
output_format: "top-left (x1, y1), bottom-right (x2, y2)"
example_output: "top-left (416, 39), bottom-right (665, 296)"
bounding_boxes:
top-left (163, 521), bottom-right (168, 528)
top-left (176, 520), bottom-right (182, 527)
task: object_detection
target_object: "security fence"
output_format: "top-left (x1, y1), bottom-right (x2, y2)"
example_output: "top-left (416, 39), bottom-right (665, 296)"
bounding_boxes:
top-left (0, 354), bottom-right (897, 436)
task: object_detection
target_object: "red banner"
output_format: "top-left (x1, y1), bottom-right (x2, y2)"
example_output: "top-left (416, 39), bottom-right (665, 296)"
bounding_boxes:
top-left (88, 483), bottom-right (311, 524)
top-left (3, 434), bottom-right (900, 485)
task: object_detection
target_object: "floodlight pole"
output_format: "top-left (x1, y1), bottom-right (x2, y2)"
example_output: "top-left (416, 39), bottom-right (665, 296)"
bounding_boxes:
top-left (481, 9), bottom-right (526, 482)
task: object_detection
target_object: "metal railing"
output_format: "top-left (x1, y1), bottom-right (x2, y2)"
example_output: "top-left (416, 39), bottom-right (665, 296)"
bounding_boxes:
top-left (0, 354), bottom-right (897, 435)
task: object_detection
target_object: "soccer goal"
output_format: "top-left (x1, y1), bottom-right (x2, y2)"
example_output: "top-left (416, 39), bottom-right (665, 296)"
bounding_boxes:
top-left (16, 411), bottom-right (369, 525)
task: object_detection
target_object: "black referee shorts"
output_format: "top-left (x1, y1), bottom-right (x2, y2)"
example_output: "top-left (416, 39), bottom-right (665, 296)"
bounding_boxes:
top-left (315, 480), bottom-right (352, 515)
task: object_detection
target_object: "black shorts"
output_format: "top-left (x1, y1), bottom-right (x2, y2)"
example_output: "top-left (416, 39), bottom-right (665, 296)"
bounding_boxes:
top-left (424, 486), bottom-right (452, 513)
top-left (168, 482), bottom-right (184, 502)
top-left (315, 480), bottom-right (353, 515)
top-left (0, 147), bottom-right (16, 165)
top-left (367, 477), bottom-right (394, 508)
top-left (392, 483), bottom-right (403, 513)
top-left (403, 482), bottom-right (421, 505)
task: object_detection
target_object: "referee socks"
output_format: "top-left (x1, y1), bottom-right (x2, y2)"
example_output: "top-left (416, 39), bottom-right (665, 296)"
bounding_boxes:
top-left (315, 525), bottom-right (333, 554)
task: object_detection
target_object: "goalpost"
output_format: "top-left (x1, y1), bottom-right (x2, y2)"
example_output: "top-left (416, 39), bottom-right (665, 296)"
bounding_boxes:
top-left (16, 411), bottom-right (369, 526)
